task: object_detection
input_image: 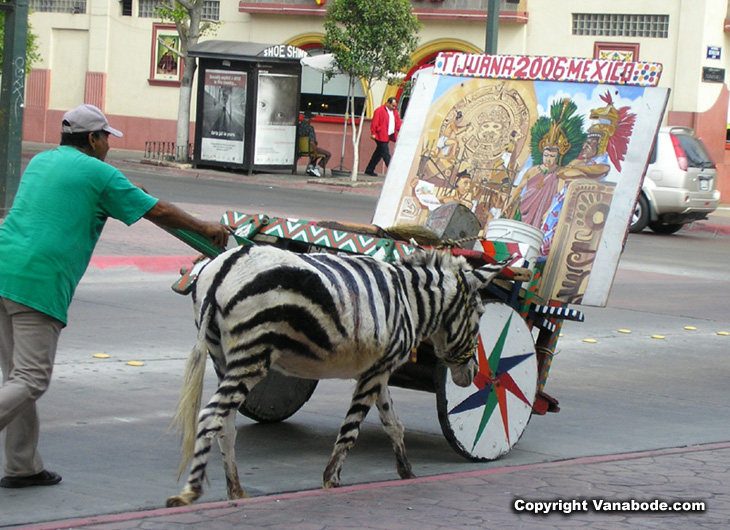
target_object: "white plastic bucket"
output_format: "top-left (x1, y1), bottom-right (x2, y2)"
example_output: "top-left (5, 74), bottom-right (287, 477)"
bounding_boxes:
top-left (484, 219), bottom-right (544, 270)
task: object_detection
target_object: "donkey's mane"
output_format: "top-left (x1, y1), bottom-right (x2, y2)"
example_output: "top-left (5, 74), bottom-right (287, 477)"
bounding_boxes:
top-left (399, 249), bottom-right (470, 272)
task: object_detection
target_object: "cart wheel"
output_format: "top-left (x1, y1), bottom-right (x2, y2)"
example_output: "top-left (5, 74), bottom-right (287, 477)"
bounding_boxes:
top-left (436, 301), bottom-right (537, 461)
top-left (239, 370), bottom-right (318, 423)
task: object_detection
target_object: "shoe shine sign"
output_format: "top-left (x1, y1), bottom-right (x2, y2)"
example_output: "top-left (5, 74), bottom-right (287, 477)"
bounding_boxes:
top-left (373, 53), bottom-right (669, 307)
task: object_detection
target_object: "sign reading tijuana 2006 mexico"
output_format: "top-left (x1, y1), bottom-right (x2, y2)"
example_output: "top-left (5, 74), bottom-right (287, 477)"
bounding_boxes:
top-left (373, 53), bottom-right (669, 307)
top-left (434, 52), bottom-right (663, 87)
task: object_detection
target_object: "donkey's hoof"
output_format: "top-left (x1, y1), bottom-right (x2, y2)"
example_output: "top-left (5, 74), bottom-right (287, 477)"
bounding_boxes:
top-left (228, 487), bottom-right (249, 500)
top-left (166, 495), bottom-right (191, 508)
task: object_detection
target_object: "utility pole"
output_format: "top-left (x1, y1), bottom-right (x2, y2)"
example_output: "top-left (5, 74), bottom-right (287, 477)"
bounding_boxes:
top-left (485, 0), bottom-right (499, 54)
top-left (486, 0), bottom-right (521, 54)
top-left (0, 0), bottom-right (28, 217)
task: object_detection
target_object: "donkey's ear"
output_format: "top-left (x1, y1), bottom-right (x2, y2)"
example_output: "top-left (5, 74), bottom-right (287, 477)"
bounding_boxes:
top-left (468, 254), bottom-right (516, 291)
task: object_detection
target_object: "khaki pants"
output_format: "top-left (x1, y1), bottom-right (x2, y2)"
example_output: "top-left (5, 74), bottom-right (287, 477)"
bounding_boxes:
top-left (0, 297), bottom-right (63, 477)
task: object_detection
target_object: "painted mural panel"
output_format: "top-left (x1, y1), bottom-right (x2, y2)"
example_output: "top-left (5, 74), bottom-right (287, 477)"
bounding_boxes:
top-left (372, 54), bottom-right (669, 307)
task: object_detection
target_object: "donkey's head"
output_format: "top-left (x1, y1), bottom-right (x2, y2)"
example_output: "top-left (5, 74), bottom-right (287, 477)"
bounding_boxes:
top-left (429, 255), bottom-right (513, 387)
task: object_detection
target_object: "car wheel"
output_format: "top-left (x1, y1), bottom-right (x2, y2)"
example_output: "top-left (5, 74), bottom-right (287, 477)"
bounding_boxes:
top-left (629, 194), bottom-right (649, 233)
top-left (648, 221), bottom-right (683, 235)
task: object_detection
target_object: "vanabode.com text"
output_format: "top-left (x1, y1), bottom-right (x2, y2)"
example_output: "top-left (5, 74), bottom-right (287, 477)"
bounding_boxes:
top-left (513, 499), bottom-right (706, 514)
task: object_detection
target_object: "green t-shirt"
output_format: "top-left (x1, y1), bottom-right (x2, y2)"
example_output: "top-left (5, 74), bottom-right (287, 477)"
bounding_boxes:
top-left (0, 146), bottom-right (158, 324)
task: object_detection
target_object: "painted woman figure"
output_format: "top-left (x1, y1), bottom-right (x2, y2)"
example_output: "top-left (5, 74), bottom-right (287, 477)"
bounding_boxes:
top-left (512, 143), bottom-right (561, 227)
top-left (505, 99), bottom-right (586, 257)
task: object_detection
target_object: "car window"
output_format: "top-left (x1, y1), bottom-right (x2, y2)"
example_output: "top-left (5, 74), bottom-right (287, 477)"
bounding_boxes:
top-left (676, 135), bottom-right (716, 169)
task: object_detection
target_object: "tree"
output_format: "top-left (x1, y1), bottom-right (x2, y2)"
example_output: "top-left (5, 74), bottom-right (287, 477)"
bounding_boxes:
top-left (323, 0), bottom-right (420, 181)
top-left (156, 1), bottom-right (219, 163)
top-left (0, 11), bottom-right (41, 74)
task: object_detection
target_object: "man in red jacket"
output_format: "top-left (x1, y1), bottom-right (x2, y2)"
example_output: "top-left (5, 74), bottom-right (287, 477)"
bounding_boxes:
top-left (364, 97), bottom-right (402, 177)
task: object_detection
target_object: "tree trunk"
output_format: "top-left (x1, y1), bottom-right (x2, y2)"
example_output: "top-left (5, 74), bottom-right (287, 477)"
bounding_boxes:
top-left (172, 2), bottom-right (203, 163)
top-left (175, 55), bottom-right (196, 163)
top-left (349, 90), bottom-right (360, 182)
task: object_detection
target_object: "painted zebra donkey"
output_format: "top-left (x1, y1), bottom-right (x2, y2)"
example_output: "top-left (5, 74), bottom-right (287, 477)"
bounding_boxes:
top-left (166, 244), bottom-right (512, 507)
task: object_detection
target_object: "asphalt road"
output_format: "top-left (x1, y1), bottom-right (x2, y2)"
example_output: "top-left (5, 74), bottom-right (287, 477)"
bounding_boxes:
top-left (1, 167), bottom-right (728, 527)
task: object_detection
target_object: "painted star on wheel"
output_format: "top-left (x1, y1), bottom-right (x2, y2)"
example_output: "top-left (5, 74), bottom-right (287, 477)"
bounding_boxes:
top-left (448, 313), bottom-right (533, 450)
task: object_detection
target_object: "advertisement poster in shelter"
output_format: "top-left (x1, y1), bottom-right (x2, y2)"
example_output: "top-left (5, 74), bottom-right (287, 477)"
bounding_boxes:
top-left (373, 53), bottom-right (669, 307)
top-left (200, 69), bottom-right (247, 164)
top-left (253, 72), bottom-right (299, 165)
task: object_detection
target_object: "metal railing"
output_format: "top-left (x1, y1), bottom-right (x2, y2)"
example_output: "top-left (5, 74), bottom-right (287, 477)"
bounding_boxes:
top-left (144, 141), bottom-right (193, 162)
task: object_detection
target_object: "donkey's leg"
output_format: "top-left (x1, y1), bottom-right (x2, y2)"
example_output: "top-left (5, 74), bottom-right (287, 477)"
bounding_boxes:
top-left (218, 411), bottom-right (248, 500)
top-left (166, 399), bottom-right (226, 507)
top-left (211, 363), bottom-right (270, 500)
top-left (167, 364), bottom-right (266, 506)
top-left (323, 374), bottom-right (386, 489)
top-left (376, 384), bottom-right (415, 480)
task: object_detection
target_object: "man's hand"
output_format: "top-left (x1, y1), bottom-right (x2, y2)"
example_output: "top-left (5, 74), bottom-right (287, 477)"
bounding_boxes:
top-left (203, 222), bottom-right (234, 248)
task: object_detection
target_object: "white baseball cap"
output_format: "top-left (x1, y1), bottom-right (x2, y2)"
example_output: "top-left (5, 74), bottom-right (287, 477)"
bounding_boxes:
top-left (62, 104), bottom-right (123, 137)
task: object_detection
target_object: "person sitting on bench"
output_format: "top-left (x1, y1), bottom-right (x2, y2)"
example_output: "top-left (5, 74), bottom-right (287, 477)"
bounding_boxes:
top-left (297, 112), bottom-right (331, 177)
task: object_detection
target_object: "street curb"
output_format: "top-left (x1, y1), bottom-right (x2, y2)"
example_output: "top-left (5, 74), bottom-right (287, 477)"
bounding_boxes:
top-left (683, 219), bottom-right (730, 237)
top-left (88, 255), bottom-right (196, 273)
top-left (15, 441), bottom-right (730, 530)
top-left (24, 148), bottom-right (384, 196)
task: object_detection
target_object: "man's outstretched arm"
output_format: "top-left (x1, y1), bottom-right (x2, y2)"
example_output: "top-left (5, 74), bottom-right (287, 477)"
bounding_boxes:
top-left (143, 200), bottom-right (233, 249)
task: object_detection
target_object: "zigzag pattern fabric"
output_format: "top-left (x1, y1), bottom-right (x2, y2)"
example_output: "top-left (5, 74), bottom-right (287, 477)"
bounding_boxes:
top-left (166, 245), bottom-right (511, 507)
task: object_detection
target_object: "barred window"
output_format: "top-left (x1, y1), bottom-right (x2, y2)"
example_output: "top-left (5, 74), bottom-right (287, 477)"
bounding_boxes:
top-left (572, 13), bottom-right (669, 38)
top-left (29, 0), bottom-right (87, 14)
top-left (139, 0), bottom-right (220, 21)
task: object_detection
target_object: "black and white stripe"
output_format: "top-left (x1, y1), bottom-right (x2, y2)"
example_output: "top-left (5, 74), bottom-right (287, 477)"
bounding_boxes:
top-left (166, 245), bottom-right (511, 507)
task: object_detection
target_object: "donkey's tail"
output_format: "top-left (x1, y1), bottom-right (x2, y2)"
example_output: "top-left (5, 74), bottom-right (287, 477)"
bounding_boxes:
top-left (169, 299), bottom-right (216, 478)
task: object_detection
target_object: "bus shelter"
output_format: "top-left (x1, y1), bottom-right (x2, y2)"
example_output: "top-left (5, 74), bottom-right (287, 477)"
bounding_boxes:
top-left (189, 40), bottom-right (304, 173)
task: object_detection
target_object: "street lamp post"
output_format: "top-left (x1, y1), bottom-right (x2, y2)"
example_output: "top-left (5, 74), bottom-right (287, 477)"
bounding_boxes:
top-left (485, 0), bottom-right (499, 54)
top-left (0, 0), bottom-right (28, 216)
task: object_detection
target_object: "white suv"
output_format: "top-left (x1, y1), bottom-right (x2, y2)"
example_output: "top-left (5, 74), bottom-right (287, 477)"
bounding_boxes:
top-left (630, 126), bottom-right (720, 234)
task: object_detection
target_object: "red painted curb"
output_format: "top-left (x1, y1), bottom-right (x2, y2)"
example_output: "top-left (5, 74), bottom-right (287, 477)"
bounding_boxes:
top-left (685, 220), bottom-right (730, 237)
top-left (88, 255), bottom-right (197, 273)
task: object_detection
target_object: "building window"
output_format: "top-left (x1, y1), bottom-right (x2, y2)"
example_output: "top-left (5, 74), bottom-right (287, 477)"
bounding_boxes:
top-left (139, 0), bottom-right (220, 21)
top-left (149, 23), bottom-right (184, 86)
top-left (593, 42), bottom-right (640, 62)
top-left (29, 0), bottom-right (87, 14)
top-left (572, 13), bottom-right (669, 38)
top-left (121, 0), bottom-right (132, 16)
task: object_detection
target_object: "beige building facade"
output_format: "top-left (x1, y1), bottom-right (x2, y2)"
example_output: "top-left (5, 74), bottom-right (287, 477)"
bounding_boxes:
top-left (21, 0), bottom-right (730, 197)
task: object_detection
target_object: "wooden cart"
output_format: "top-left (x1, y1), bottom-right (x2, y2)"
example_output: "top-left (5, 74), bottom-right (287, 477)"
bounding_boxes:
top-left (169, 211), bottom-right (584, 461)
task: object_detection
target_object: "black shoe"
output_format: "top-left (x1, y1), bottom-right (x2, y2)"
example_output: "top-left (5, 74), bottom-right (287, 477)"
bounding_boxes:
top-left (364, 171), bottom-right (378, 177)
top-left (0, 470), bottom-right (62, 488)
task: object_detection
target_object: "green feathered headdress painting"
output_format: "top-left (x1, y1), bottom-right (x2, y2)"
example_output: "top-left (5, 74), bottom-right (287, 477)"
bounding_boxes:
top-left (529, 99), bottom-right (587, 167)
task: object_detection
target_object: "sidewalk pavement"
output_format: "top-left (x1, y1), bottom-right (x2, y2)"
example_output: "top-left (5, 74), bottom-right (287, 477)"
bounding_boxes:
top-left (14, 442), bottom-right (729, 530)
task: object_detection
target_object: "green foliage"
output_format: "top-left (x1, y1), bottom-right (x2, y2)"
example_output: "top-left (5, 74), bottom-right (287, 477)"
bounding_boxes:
top-left (156, 0), bottom-right (190, 22)
top-left (322, 0), bottom-right (421, 83)
top-left (155, 0), bottom-right (220, 40)
top-left (0, 11), bottom-right (42, 74)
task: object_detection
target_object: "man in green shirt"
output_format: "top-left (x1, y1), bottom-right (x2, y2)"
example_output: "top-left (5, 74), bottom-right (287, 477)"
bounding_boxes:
top-left (0, 104), bottom-right (232, 488)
